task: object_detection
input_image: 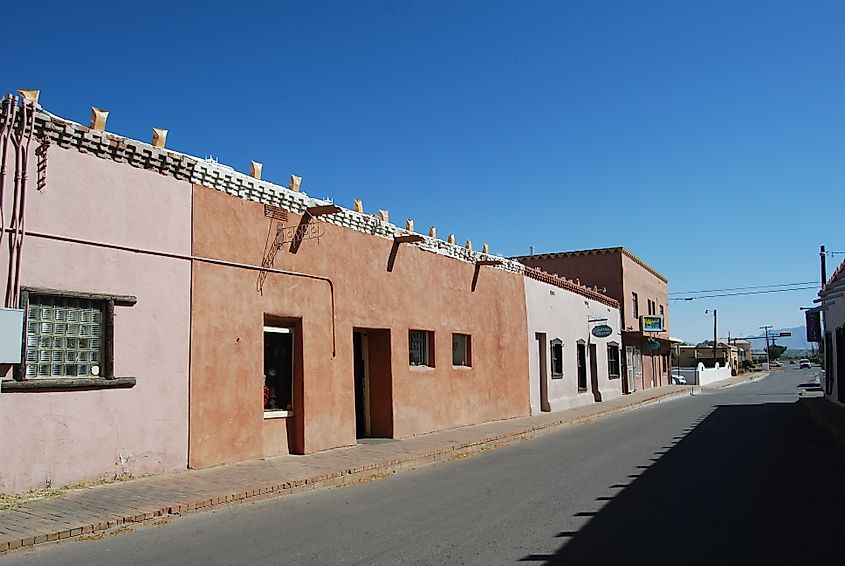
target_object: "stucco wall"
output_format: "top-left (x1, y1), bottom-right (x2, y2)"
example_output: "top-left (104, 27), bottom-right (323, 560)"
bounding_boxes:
top-left (824, 293), bottom-right (845, 406)
top-left (189, 185), bottom-right (530, 469)
top-left (0, 145), bottom-right (191, 492)
top-left (620, 254), bottom-right (669, 334)
top-left (523, 277), bottom-right (623, 415)
top-left (517, 253), bottom-right (624, 310)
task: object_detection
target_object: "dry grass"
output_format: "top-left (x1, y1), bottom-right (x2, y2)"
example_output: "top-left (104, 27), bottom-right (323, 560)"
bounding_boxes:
top-left (76, 526), bottom-right (133, 542)
top-left (0, 473), bottom-right (141, 510)
top-left (0, 487), bottom-right (63, 510)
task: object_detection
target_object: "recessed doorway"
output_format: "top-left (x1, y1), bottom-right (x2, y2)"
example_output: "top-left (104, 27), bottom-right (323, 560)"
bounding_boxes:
top-left (353, 329), bottom-right (393, 439)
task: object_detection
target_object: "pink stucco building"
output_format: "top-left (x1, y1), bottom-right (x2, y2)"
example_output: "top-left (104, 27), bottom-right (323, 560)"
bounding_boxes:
top-left (0, 95), bottom-right (191, 492)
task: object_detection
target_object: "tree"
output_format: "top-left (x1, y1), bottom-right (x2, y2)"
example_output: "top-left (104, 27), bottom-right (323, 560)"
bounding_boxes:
top-left (766, 344), bottom-right (787, 360)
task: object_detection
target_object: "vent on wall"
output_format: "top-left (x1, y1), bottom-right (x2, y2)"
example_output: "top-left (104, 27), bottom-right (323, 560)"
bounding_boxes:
top-left (264, 205), bottom-right (289, 222)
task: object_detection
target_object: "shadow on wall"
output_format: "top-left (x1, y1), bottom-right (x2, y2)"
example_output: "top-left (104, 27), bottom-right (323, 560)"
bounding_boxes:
top-left (519, 401), bottom-right (845, 565)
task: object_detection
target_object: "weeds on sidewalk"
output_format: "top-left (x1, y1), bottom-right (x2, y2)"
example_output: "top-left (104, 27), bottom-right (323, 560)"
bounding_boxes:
top-left (0, 472), bottom-right (143, 510)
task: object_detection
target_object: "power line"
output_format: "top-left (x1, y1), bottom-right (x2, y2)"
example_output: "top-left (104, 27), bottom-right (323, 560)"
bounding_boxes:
top-left (669, 281), bottom-right (818, 295)
top-left (670, 285), bottom-right (818, 301)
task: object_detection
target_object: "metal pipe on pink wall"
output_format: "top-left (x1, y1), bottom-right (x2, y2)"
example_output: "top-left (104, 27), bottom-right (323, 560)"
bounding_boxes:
top-left (0, 95), bottom-right (14, 258)
top-left (1, 226), bottom-right (338, 357)
top-left (9, 97), bottom-right (34, 308)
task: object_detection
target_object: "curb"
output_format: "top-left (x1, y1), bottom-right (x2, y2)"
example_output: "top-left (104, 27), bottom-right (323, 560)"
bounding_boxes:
top-left (0, 388), bottom-right (692, 554)
top-left (709, 372), bottom-right (770, 390)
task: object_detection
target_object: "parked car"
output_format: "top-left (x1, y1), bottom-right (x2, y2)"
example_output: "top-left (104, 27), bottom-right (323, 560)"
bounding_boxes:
top-left (671, 374), bottom-right (688, 385)
top-left (770, 361), bottom-right (784, 368)
top-left (799, 359), bottom-right (811, 369)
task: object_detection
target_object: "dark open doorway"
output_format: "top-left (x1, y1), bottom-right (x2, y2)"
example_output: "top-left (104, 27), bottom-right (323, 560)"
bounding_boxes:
top-left (353, 329), bottom-right (393, 439)
top-left (577, 342), bottom-right (588, 393)
top-left (536, 332), bottom-right (550, 412)
top-left (589, 343), bottom-right (602, 402)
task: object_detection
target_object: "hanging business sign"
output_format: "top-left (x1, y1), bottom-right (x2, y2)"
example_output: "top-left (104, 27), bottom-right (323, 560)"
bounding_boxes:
top-left (592, 324), bottom-right (613, 338)
top-left (805, 310), bottom-right (821, 343)
top-left (640, 315), bottom-right (664, 332)
top-left (644, 338), bottom-right (661, 350)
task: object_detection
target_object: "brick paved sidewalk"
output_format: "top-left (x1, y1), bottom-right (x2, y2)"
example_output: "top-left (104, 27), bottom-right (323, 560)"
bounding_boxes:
top-left (0, 385), bottom-right (692, 554)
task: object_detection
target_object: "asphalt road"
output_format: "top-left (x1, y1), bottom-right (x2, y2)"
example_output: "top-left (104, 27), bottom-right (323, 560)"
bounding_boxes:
top-left (4, 369), bottom-right (843, 565)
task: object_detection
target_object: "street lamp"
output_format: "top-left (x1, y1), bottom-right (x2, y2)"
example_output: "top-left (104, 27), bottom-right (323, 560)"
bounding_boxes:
top-left (705, 309), bottom-right (717, 367)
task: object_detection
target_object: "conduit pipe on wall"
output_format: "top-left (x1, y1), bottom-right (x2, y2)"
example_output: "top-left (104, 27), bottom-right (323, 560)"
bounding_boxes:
top-left (2, 95), bottom-right (35, 309)
top-left (8, 96), bottom-right (35, 308)
top-left (0, 95), bottom-right (16, 258)
top-left (1, 227), bottom-right (338, 357)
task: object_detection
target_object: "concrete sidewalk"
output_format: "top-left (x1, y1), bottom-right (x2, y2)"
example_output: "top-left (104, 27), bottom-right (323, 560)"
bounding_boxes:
top-left (800, 394), bottom-right (845, 450)
top-left (0, 385), bottom-right (693, 554)
top-left (702, 371), bottom-right (770, 390)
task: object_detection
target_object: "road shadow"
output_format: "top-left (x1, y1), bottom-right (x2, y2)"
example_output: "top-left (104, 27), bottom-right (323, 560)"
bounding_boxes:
top-left (521, 400), bottom-right (845, 565)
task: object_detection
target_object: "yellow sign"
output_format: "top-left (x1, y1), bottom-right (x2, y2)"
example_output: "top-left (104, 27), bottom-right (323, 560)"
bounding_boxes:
top-left (640, 315), bottom-right (664, 332)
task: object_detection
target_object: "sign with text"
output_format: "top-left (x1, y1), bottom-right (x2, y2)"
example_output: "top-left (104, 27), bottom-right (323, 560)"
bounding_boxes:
top-left (806, 310), bottom-right (821, 343)
top-left (640, 315), bottom-right (664, 332)
top-left (592, 324), bottom-right (613, 338)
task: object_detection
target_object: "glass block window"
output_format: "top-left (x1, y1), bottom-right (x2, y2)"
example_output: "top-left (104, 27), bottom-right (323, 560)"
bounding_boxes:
top-left (26, 295), bottom-right (103, 378)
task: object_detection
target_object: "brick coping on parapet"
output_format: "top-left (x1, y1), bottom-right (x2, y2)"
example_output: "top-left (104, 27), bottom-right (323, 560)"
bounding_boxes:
top-left (0, 386), bottom-right (692, 554)
top-left (2, 96), bottom-right (626, 306)
top-left (2, 97), bottom-right (521, 274)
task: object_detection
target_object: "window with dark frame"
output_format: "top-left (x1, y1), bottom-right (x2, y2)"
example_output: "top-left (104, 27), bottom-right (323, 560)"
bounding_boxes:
top-left (632, 292), bottom-right (639, 320)
top-left (452, 333), bottom-right (471, 367)
top-left (409, 330), bottom-right (434, 367)
top-left (24, 294), bottom-right (106, 379)
top-left (550, 339), bottom-right (563, 378)
top-left (659, 304), bottom-right (664, 317)
top-left (607, 344), bottom-right (621, 378)
top-left (264, 326), bottom-right (294, 412)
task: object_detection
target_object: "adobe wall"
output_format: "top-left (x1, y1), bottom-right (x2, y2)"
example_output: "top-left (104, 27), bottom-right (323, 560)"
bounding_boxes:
top-left (517, 253), bottom-right (624, 307)
top-left (189, 185), bottom-right (530, 468)
top-left (0, 145), bottom-right (191, 492)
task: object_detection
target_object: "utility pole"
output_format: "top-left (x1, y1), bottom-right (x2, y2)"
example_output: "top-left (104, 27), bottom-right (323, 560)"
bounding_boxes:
top-left (760, 325), bottom-right (773, 368)
top-left (713, 309), bottom-right (717, 366)
top-left (821, 245), bottom-right (827, 286)
top-left (705, 309), bottom-right (717, 366)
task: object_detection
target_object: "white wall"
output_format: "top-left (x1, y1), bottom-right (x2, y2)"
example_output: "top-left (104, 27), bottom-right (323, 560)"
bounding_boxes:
top-left (823, 292), bottom-right (845, 406)
top-left (524, 277), bottom-right (624, 415)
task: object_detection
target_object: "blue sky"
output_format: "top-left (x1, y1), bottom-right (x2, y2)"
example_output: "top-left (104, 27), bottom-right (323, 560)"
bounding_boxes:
top-left (4, 0), bottom-right (843, 343)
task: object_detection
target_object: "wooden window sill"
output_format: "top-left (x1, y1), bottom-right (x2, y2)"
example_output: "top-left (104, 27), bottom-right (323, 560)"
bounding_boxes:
top-left (264, 410), bottom-right (294, 419)
top-left (1, 377), bottom-right (136, 392)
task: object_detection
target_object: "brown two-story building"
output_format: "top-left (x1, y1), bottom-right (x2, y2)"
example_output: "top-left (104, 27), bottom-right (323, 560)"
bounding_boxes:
top-left (513, 247), bottom-right (671, 392)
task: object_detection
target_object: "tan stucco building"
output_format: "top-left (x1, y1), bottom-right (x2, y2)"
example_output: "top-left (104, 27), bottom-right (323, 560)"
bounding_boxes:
top-left (513, 247), bottom-right (672, 392)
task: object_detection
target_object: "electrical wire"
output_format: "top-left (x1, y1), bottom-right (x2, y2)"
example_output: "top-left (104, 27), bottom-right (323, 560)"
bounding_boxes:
top-left (670, 285), bottom-right (819, 301)
top-left (669, 281), bottom-right (817, 295)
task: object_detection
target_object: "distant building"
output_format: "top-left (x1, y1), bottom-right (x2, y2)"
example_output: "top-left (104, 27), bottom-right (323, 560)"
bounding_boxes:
top-left (513, 247), bottom-right (671, 393)
top-left (676, 341), bottom-right (743, 370)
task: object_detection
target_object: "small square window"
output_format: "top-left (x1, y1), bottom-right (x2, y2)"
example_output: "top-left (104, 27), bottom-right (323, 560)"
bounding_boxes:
top-left (409, 330), bottom-right (435, 367)
top-left (551, 339), bottom-right (564, 378)
top-left (452, 334), bottom-right (471, 367)
top-left (24, 294), bottom-right (106, 379)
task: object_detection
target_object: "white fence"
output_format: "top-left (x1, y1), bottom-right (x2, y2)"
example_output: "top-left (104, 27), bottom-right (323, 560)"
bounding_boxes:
top-left (673, 362), bottom-right (733, 386)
